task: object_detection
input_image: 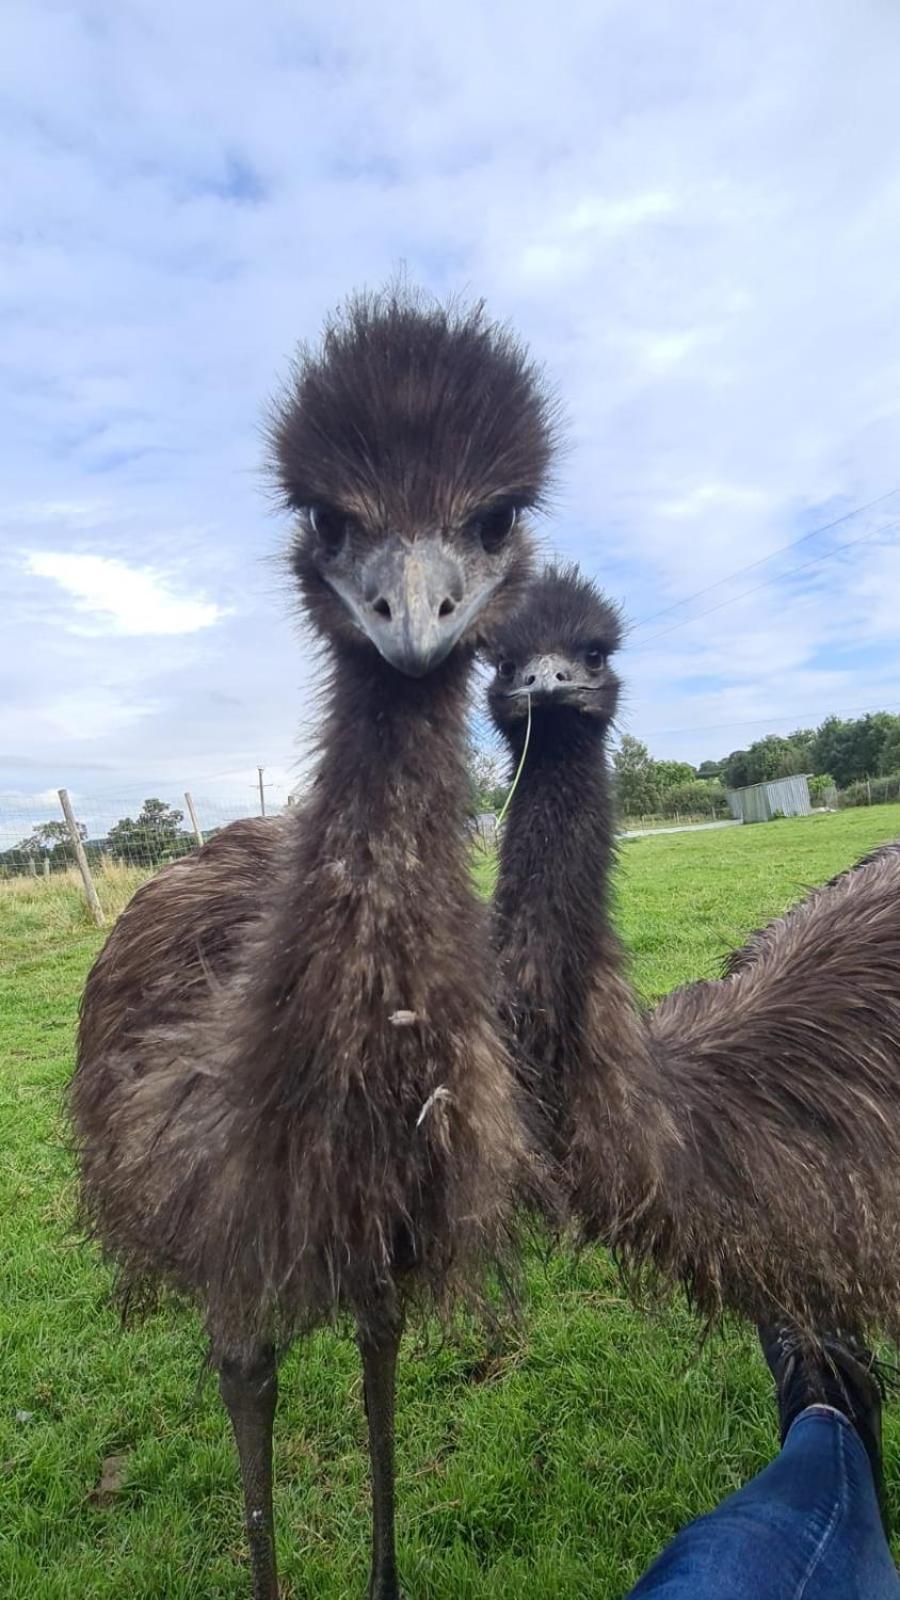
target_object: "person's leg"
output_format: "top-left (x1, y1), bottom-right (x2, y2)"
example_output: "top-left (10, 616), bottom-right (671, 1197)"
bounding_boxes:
top-left (628, 1406), bottom-right (898, 1599)
top-left (626, 1329), bottom-right (898, 1600)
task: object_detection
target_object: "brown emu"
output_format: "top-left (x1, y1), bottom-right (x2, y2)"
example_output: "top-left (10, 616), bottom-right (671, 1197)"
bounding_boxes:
top-left (71, 289), bottom-right (556, 1600)
top-left (488, 563), bottom-right (638, 1219)
top-left (488, 563), bottom-right (900, 1344)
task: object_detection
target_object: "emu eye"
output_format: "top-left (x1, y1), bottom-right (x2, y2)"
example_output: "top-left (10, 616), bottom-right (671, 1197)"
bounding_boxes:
top-left (497, 659), bottom-right (516, 681)
top-left (585, 647), bottom-right (607, 671)
top-left (469, 503), bottom-right (519, 553)
top-left (308, 504), bottom-right (351, 556)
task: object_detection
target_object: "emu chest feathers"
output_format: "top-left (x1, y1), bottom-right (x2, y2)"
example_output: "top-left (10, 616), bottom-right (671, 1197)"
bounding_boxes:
top-left (73, 809), bottom-right (531, 1346)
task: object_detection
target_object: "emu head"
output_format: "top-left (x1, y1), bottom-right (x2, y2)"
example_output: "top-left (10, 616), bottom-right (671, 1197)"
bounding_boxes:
top-left (271, 288), bottom-right (557, 677)
top-left (486, 563), bottom-right (623, 740)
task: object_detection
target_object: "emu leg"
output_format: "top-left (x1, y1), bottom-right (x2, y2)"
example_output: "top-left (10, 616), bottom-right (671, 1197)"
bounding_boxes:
top-left (358, 1314), bottom-right (405, 1600)
top-left (218, 1345), bottom-right (279, 1600)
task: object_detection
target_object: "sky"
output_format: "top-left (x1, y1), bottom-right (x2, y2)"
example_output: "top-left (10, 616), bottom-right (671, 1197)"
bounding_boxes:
top-left (4, 0), bottom-right (900, 841)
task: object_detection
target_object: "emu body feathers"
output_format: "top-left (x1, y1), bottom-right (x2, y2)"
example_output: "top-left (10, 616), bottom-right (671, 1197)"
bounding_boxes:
top-left (630, 842), bottom-right (900, 1337)
top-left (74, 665), bottom-right (534, 1353)
top-left (490, 566), bottom-right (900, 1344)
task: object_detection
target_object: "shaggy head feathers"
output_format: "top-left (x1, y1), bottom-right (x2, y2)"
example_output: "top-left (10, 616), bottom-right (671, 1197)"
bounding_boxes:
top-left (269, 287), bottom-right (559, 659)
top-left (486, 563), bottom-right (624, 741)
top-left (486, 563), bottom-right (623, 665)
top-left (271, 287), bottom-right (559, 529)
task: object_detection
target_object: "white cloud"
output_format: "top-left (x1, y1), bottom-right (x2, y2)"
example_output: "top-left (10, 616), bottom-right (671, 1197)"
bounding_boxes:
top-left (3, 0), bottom-right (900, 789)
top-left (656, 484), bottom-right (774, 521)
top-left (22, 551), bottom-right (227, 636)
top-left (1, 690), bottom-right (159, 746)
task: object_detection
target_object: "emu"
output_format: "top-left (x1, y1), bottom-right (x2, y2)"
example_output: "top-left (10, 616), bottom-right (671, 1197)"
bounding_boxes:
top-left (488, 562), bottom-right (636, 1220)
top-left (71, 289), bottom-right (555, 1600)
top-left (488, 562), bottom-right (900, 1343)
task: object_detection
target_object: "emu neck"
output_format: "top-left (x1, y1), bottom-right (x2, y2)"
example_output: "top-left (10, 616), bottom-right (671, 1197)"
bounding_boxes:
top-left (492, 710), bottom-right (621, 1142)
top-left (232, 644), bottom-right (477, 1109)
top-left (495, 714), bottom-right (615, 968)
top-left (306, 646), bottom-right (472, 856)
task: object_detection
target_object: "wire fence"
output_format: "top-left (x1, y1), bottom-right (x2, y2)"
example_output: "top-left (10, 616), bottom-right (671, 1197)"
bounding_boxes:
top-left (4, 769), bottom-right (900, 952)
top-left (619, 805), bottom-right (732, 832)
top-left (0, 786), bottom-right (292, 935)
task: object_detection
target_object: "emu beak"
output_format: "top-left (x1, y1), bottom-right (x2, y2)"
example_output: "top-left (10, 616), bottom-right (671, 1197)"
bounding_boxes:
top-left (332, 535), bottom-right (497, 677)
top-left (510, 653), bottom-right (584, 698)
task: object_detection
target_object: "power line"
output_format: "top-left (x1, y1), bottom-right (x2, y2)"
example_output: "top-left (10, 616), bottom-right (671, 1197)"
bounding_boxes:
top-left (630, 519), bottom-right (900, 651)
top-left (634, 700), bottom-right (900, 740)
top-left (630, 486), bottom-right (900, 633)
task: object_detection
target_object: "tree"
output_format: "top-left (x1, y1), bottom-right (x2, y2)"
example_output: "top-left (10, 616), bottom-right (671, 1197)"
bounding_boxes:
top-left (658, 778), bottom-right (730, 820)
top-left (466, 748), bottom-right (507, 816)
top-left (9, 818), bottom-right (88, 870)
top-left (808, 773), bottom-right (837, 806)
top-left (810, 716), bottom-right (895, 789)
top-left (12, 819), bottom-right (86, 859)
top-left (33, 819), bottom-right (86, 850)
top-left (613, 734), bottom-right (659, 817)
top-left (723, 749), bottom-right (751, 789)
top-left (0, 816), bottom-right (97, 877)
top-left (746, 735), bottom-right (809, 785)
top-left (105, 798), bottom-right (187, 866)
top-left (879, 730), bottom-right (900, 777)
top-left (787, 728), bottom-right (816, 760)
top-left (721, 735), bottom-right (809, 790)
top-left (11, 833), bottom-right (41, 863)
top-left (809, 717), bottom-right (850, 786)
top-left (697, 759), bottom-right (724, 780)
top-left (652, 759), bottom-right (696, 791)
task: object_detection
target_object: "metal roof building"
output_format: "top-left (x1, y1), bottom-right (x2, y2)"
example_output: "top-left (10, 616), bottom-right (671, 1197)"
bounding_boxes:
top-left (725, 773), bottom-right (813, 824)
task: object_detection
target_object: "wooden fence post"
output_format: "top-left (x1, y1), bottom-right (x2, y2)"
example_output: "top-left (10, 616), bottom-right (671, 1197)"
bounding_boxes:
top-left (184, 791), bottom-right (204, 850)
top-left (258, 766), bottom-right (267, 818)
top-left (58, 788), bottom-right (104, 927)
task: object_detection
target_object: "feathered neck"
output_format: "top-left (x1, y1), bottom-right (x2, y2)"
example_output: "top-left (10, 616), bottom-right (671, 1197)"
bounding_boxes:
top-left (302, 642), bottom-right (473, 857)
top-left (226, 639), bottom-right (480, 1110)
top-left (494, 712), bottom-right (616, 974)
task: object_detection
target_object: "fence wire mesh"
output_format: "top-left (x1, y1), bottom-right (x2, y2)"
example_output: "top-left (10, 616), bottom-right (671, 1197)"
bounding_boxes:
top-left (0, 788), bottom-right (291, 965)
top-left (3, 770), bottom-right (900, 973)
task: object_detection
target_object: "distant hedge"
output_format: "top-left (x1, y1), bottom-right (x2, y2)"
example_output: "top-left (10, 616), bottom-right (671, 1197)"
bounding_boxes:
top-left (657, 779), bottom-right (731, 819)
top-left (838, 772), bottom-right (900, 808)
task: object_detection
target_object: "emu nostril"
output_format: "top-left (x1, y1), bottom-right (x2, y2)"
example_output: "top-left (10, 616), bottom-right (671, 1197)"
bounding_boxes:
top-left (555, 669), bottom-right (570, 682)
top-left (438, 597), bottom-right (456, 619)
top-left (372, 597), bottom-right (392, 620)
top-left (524, 672), bottom-right (536, 687)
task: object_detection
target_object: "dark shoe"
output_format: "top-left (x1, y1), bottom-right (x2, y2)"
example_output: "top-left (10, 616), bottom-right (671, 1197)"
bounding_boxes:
top-left (758, 1322), bottom-right (889, 1536)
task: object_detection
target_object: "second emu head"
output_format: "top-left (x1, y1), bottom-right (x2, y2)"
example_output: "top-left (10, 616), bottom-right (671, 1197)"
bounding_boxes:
top-left (486, 563), bottom-right (623, 745)
top-left (270, 288), bottom-right (558, 677)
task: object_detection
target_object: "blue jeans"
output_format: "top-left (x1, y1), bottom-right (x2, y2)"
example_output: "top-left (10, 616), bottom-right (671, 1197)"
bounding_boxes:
top-left (629, 1408), bottom-right (899, 1599)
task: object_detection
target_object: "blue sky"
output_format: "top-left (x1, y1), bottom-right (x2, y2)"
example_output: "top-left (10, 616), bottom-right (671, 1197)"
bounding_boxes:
top-left (4, 0), bottom-right (900, 838)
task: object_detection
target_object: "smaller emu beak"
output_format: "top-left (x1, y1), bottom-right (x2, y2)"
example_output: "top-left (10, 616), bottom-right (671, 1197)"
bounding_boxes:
top-left (509, 653), bottom-right (586, 699)
top-left (348, 535), bottom-right (492, 677)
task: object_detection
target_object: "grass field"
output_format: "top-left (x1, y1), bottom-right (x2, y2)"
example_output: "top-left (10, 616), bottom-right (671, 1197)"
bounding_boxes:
top-left (3, 806), bottom-right (900, 1598)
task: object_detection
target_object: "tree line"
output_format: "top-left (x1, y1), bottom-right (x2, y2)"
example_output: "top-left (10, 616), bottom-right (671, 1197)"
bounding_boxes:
top-left (615, 709), bottom-right (900, 818)
top-left (469, 709), bottom-right (900, 822)
top-left (703, 711), bottom-right (900, 791)
top-left (0, 798), bottom-right (192, 878)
